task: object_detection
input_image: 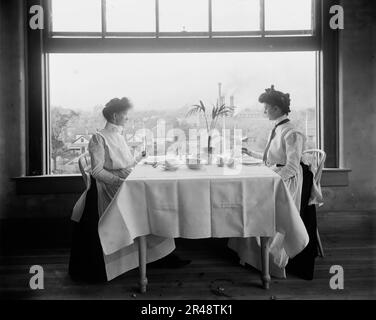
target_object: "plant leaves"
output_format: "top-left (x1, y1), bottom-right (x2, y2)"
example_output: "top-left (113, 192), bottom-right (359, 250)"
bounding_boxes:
top-left (186, 105), bottom-right (202, 117)
top-left (199, 100), bottom-right (206, 113)
top-left (211, 105), bottom-right (217, 121)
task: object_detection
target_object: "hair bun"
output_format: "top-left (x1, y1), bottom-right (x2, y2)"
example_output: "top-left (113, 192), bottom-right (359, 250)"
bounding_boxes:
top-left (282, 93), bottom-right (291, 109)
top-left (258, 86), bottom-right (291, 115)
top-left (102, 97), bottom-right (132, 122)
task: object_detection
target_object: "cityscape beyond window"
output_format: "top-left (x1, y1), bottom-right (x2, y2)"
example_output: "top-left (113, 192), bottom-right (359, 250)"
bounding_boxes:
top-left (49, 52), bottom-right (317, 174)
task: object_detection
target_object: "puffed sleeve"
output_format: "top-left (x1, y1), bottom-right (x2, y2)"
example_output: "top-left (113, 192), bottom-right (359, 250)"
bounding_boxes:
top-left (275, 131), bottom-right (305, 181)
top-left (88, 134), bottom-right (124, 186)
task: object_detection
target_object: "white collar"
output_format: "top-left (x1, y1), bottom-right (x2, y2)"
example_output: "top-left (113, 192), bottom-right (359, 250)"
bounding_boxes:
top-left (104, 121), bottom-right (124, 135)
top-left (274, 114), bottom-right (288, 127)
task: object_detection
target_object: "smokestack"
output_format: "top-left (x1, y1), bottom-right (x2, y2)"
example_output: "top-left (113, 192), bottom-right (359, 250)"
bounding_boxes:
top-left (218, 83), bottom-right (222, 105)
top-left (230, 95), bottom-right (234, 107)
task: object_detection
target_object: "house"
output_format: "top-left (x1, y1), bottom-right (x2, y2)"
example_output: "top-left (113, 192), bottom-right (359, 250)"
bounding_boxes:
top-left (67, 134), bottom-right (92, 155)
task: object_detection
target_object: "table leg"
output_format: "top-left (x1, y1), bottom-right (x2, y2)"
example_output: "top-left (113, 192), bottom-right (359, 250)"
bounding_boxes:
top-left (138, 236), bottom-right (148, 293)
top-left (260, 237), bottom-right (271, 289)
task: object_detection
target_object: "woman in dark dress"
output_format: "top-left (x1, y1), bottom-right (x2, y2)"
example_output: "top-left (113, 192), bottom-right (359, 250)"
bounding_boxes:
top-left (230, 86), bottom-right (318, 280)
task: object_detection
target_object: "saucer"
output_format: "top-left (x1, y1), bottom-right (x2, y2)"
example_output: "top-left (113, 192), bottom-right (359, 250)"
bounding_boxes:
top-left (162, 165), bottom-right (179, 171)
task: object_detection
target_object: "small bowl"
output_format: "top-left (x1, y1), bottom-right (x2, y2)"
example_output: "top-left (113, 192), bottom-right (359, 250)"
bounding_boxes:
top-left (186, 163), bottom-right (202, 170)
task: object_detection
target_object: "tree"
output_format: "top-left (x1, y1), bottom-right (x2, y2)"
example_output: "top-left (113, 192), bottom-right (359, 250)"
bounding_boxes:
top-left (50, 107), bottom-right (79, 173)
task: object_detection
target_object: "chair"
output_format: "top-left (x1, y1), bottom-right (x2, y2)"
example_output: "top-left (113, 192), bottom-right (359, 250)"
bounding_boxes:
top-left (302, 149), bottom-right (326, 258)
top-left (78, 153), bottom-right (91, 188)
top-left (70, 153), bottom-right (107, 282)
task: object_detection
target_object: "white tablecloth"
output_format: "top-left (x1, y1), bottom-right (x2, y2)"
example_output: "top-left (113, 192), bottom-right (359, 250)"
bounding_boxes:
top-left (99, 164), bottom-right (308, 265)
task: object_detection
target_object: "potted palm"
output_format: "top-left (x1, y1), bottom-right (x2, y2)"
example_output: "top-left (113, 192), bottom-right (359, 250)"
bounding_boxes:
top-left (186, 100), bottom-right (234, 164)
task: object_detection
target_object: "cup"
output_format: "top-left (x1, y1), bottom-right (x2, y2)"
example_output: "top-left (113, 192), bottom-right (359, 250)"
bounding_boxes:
top-left (217, 156), bottom-right (225, 167)
top-left (227, 158), bottom-right (236, 168)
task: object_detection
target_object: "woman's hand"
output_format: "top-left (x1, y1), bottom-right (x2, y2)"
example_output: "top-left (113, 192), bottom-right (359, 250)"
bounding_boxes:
top-left (134, 150), bottom-right (146, 163)
top-left (242, 148), bottom-right (262, 160)
top-left (118, 168), bottom-right (132, 179)
top-left (116, 177), bottom-right (126, 187)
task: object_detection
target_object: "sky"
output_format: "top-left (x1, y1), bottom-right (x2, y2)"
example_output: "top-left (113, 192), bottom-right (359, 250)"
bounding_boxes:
top-left (49, 52), bottom-right (316, 112)
top-left (49, 0), bottom-right (315, 112)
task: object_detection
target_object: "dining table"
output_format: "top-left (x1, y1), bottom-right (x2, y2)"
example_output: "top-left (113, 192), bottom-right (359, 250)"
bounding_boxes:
top-left (98, 157), bottom-right (309, 292)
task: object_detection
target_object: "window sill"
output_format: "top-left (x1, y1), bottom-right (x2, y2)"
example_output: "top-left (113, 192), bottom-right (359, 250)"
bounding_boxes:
top-left (321, 168), bottom-right (351, 187)
top-left (13, 174), bottom-right (85, 195)
top-left (13, 168), bottom-right (351, 195)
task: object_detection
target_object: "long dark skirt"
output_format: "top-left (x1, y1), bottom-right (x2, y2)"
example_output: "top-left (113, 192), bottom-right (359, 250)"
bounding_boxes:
top-left (68, 177), bottom-right (107, 282)
top-left (286, 163), bottom-right (319, 280)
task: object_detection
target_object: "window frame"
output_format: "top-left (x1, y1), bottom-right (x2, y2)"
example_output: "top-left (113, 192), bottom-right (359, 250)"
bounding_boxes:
top-left (48, 0), bottom-right (316, 39)
top-left (25, 0), bottom-right (339, 176)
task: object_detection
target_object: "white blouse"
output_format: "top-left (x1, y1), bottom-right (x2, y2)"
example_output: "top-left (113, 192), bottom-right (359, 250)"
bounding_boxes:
top-left (89, 121), bottom-right (137, 187)
top-left (250, 115), bottom-right (305, 182)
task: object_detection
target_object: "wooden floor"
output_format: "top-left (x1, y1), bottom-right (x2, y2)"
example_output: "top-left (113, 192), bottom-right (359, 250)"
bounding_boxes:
top-left (1, 211), bottom-right (375, 300)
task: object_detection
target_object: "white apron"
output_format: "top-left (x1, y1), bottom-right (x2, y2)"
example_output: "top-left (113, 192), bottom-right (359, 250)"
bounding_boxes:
top-left (71, 122), bottom-right (175, 281)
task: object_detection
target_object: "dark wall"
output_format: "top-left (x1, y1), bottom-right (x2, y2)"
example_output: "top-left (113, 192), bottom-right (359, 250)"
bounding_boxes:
top-left (0, 0), bottom-right (79, 251)
top-left (0, 0), bottom-right (26, 219)
top-left (323, 0), bottom-right (376, 210)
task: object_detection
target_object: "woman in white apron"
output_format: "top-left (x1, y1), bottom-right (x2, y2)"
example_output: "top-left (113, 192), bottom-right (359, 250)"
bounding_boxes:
top-left (69, 97), bottom-right (187, 282)
top-left (228, 85), bottom-right (316, 279)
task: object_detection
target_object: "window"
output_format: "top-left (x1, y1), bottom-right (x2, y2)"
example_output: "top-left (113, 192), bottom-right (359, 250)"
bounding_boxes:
top-left (51, 0), bottom-right (102, 33)
top-left (159, 0), bottom-right (208, 33)
top-left (106, 0), bottom-right (156, 33)
top-left (212, 0), bottom-right (260, 32)
top-left (48, 0), bottom-right (315, 38)
top-left (27, 0), bottom-right (340, 175)
top-left (265, 0), bottom-right (313, 32)
top-left (49, 52), bottom-right (316, 174)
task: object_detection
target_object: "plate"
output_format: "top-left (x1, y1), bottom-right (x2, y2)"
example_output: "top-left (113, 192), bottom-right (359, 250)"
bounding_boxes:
top-left (242, 159), bottom-right (263, 166)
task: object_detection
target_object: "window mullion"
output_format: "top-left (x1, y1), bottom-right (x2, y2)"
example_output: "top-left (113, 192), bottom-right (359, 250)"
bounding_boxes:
top-left (44, 0), bottom-right (52, 38)
top-left (208, 0), bottom-right (212, 38)
top-left (311, 0), bottom-right (316, 35)
top-left (260, 0), bottom-right (265, 36)
top-left (44, 53), bottom-right (51, 175)
top-left (101, 0), bottom-right (107, 38)
top-left (155, 0), bottom-right (159, 38)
